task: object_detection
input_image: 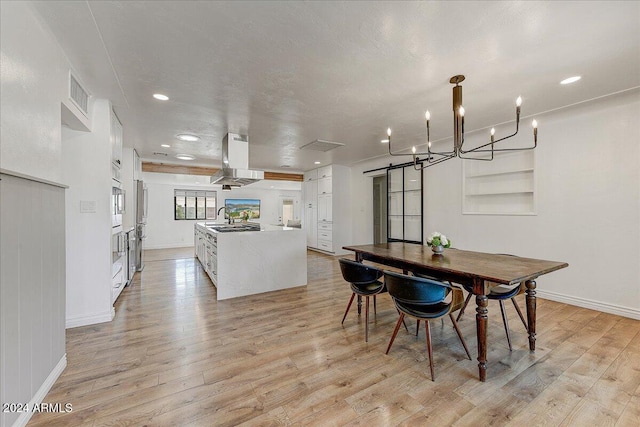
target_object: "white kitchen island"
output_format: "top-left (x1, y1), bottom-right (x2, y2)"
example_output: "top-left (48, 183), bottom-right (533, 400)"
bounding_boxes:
top-left (195, 222), bottom-right (307, 300)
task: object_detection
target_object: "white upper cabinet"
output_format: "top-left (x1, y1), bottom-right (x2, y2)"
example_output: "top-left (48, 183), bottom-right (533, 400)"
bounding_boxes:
top-left (111, 109), bottom-right (123, 169)
top-left (303, 180), bottom-right (317, 207)
top-left (303, 169), bottom-right (318, 181)
top-left (317, 176), bottom-right (332, 195)
top-left (317, 165), bottom-right (332, 178)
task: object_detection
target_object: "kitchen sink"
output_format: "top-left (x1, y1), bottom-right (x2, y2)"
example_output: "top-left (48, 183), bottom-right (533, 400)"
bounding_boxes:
top-left (207, 223), bottom-right (261, 232)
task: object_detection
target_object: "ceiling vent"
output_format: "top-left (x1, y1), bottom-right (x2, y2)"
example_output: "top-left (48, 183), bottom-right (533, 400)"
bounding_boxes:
top-left (69, 72), bottom-right (89, 117)
top-left (299, 139), bottom-right (345, 152)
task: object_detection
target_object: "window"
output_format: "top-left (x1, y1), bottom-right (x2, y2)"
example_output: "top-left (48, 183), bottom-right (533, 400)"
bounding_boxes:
top-left (174, 190), bottom-right (216, 220)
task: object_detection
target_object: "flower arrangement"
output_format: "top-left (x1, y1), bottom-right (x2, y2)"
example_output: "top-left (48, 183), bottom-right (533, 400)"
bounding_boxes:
top-left (426, 232), bottom-right (451, 249)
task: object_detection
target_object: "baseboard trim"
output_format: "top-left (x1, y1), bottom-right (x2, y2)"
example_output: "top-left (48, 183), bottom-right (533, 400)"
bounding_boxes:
top-left (143, 243), bottom-right (195, 250)
top-left (11, 354), bottom-right (67, 427)
top-left (537, 289), bottom-right (640, 320)
top-left (65, 310), bottom-right (113, 329)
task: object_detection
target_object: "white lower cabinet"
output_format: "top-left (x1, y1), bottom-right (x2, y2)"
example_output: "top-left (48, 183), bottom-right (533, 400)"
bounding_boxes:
top-left (111, 266), bottom-right (125, 304)
top-left (195, 226), bottom-right (217, 284)
top-left (317, 240), bottom-right (333, 252)
top-left (317, 222), bottom-right (333, 252)
top-left (318, 229), bottom-right (332, 241)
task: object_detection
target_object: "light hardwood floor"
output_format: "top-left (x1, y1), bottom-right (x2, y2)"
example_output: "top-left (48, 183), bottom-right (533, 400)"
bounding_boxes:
top-left (29, 248), bottom-right (640, 426)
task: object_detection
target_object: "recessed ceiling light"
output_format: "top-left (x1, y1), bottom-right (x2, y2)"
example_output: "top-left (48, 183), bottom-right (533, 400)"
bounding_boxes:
top-left (176, 134), bottom-right (200, 142)
top-left (153, 93), bottom-right (169, 101)
top-left (381, 139), bottom-right (389, 143)
top-left (161, 144), bottom-right (170, 148)
top-left (314, 161), bottom-right (321, 165)
top-left (560, 76), bottom-right (581, 85)
top-left (176, 154), bottom-right (195, 160)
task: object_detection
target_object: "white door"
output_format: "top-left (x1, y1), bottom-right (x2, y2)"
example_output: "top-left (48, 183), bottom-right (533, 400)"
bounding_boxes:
top-left (277, 195), bottom-right (300, 226)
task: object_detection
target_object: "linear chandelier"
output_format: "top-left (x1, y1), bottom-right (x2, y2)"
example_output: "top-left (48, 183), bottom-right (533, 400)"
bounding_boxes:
top-left (386, 75), bottom-right (538, 170)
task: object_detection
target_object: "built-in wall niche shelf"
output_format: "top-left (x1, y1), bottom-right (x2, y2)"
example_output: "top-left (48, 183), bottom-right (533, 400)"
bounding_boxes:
top-left (466, 168), bottom-right (534, 179)
top-left (466, 190), bottom-right (534, 196)
top-left (462, 150), bottom-right (536, 215)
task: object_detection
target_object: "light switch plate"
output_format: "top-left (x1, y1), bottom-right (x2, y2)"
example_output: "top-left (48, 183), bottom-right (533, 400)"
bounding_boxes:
top-left (80, 200), bottom-right (96, 213)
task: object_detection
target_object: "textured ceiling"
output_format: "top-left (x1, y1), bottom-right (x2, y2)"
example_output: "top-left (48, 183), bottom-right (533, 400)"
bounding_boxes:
top-left (33, 1), bottom-right (640, 172)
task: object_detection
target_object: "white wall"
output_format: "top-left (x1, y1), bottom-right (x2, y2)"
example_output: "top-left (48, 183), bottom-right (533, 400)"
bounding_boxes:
top-left (0, 1), bottom-right (87, 185)
top-left (62, 99), bottom-right (113, 327)
top-left (142, 172), bottom-right (302, 249)
top-left (350, 89), bottom-right (640, 319)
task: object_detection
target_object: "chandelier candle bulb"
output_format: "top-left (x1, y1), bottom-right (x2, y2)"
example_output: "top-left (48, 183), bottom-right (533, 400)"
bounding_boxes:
top-left (490, 127), bottom-right (495, 143)
top-left (532, 120), bottom-right (538, 139)
top-left (460, 107), bottom-right (465, 141)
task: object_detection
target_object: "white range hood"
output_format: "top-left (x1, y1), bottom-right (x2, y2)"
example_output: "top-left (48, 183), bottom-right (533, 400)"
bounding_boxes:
top-left (210, 133), bottom-right (264, 187)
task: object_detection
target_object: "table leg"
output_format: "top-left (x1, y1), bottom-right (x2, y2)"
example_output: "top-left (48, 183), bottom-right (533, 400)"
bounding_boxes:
top-left (476, 294), bottom-right (488, 382)
top-left (526, 279), bottom-right (537, 352)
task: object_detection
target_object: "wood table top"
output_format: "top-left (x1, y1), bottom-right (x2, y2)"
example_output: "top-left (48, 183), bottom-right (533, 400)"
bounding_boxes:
top-left (343, 243), bottom-right (568, 286)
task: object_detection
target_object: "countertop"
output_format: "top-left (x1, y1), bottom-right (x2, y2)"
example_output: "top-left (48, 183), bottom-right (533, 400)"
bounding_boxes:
top-left (196, 222), bottom-right (301, 233)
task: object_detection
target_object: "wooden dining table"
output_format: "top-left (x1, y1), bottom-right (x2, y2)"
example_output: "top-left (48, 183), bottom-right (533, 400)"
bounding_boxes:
top-left (343, 243), bottom-right (569, 381)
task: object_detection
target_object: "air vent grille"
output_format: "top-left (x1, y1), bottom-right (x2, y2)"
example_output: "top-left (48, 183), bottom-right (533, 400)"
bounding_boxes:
top-left (69, 73), bottom-right (89, 116)
top-left (299, 139), bottom-right (345, 152)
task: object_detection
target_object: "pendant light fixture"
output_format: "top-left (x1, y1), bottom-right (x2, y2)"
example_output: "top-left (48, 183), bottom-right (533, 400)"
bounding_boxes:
top-left (386, 75), bottom-right (538, 170)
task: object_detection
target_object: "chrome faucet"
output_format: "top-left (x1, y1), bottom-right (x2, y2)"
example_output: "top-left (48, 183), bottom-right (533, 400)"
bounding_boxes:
top-left (217, 206), bottom-right (233, 224)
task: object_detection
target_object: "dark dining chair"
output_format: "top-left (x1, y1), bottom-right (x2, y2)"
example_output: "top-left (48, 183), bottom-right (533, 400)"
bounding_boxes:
top-left (384, 271), bottom-right (471, 381)
top-left (456, 282), bottom-right (527, 351)
top-left (338, 258), bottom-right (386, 342)
top-left (455, 255), bottom-right (528, 351)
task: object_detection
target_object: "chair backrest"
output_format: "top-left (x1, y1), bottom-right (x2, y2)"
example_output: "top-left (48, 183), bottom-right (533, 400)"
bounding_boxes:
top-left (384, 270), bottom-right (451, 305)
top-left (488, 254), bottom-right (524, 293)
top-left (286, 219), bottom-right (301, 228)
top-left (338, 258), bottom-right (383, 285)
